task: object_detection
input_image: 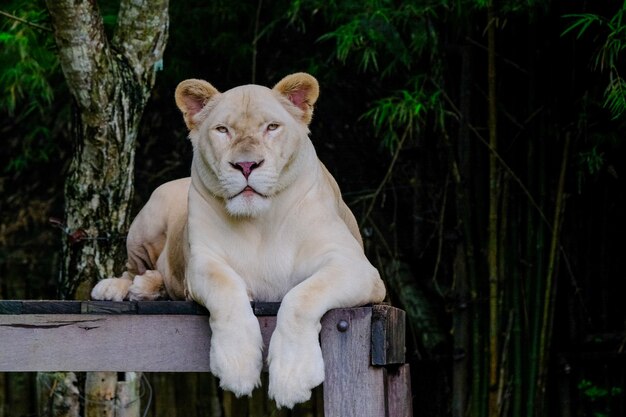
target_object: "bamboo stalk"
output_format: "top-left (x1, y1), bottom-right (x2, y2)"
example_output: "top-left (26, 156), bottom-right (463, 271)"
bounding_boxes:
top-left (486, 3), bottom-right (500, 416)
top-left (440, 121), bottom-right (480, 417)
top-left (498, 310), bottom-right (514, 413)
top-left (536, 133), bottom-right (571, 411)
top-left (526, 136), bottom-right (547, 417)
top-left (511, 271), bottom-right (524, 417)
top-left (497, 176), bottom-right (510, 417)
top-left (511, 209), bottom-right (523, 417)
top-left (451, 38), bottom-right (473, 417)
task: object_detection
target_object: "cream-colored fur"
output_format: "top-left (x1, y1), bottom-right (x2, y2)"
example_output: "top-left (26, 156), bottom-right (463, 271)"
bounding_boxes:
top-left (91, 73), bottom-right (386, 408)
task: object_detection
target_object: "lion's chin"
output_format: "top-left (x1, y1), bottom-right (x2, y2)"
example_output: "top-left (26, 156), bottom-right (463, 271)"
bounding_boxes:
top-left (225, 193), bottom-right (271, 218)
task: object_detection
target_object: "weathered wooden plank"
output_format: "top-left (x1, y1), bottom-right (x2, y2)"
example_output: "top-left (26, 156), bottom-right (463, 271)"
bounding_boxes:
top-left (81, 301), bottom-right (138, 314)
top-left (252, 302), bottom-right (281, 316)
top-left (0, 301), bottom-right (23, 314)
top-left (0, 300), bottom-right (282, 316)
top-left (136, 300), bottom-right (207, 315)
top-left (0, 314), bottom-right (281, 372)
top-left (371, 304), bottom-right (406, 365)
top-left (386, 364), bottom-right (413, 417)
top-left (321, 308), bottom-right (386, 417)
top-left (23, 300), bottom-right (82, 314)
top-left (0, 314), bottom-right (211, 372)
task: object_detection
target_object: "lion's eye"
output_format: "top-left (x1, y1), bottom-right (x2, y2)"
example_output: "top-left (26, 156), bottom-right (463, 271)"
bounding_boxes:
top-left (216, 126), bottom-right (228, 134)
top-left (267, 123), bottom-right (280, 131)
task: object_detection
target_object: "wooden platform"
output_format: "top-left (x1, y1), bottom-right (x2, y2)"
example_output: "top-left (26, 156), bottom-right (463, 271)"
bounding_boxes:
top-left (0, 300), bottom-right (412, 417)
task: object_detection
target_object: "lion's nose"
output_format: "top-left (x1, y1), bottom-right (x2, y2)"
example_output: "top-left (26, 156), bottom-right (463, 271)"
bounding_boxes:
top-left (231, 160), bottom-right (264, 180)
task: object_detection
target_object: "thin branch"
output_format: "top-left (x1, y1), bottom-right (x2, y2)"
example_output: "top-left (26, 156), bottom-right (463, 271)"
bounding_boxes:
top-left (465, 36), bottom-right (528, 75)
top-left (369, 218), bottom-right (395, 260)
top-left (440, 88), bottom-right (552, 229)
top-left (431, 173), bottom-right (449, 298)
top-left (251, 0), bottom-right (263, 83)
top-left (0, 9), bottom-right (52, 32)
top-left (360, 124), bottom-right (412, 227)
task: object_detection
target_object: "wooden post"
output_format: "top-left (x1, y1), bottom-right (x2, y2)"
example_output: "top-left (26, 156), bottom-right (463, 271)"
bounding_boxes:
top-left (321, 305), bottom-right (412, 417)
top-left (85, 372), bottom-right (117, 417)
top-left (321, 308), bottom-right (386, 417)
top-left (116, 373), bottom-right (141, 417)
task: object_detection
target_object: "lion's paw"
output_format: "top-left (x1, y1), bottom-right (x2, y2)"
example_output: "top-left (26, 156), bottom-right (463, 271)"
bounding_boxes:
top-left (128, 270), bottom-right (166, 301)
top-left (210, 314), bottom-right (263, 397)
top-left (267, 326), bottom-right (325, 409)
top-left (91, 278), bottom-right (132, 301)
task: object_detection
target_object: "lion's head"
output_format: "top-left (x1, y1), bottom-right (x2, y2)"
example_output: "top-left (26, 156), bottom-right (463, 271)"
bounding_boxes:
top-left (175, 73), bottom-right (320, 217)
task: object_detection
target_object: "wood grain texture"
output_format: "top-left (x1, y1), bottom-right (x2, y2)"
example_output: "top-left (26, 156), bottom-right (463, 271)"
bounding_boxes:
top-left (0, 314), bottom-right (281, 372)
top-left (371, 304), bottom-right (407, 365)
top-left (321, 308), bottom-right (386, 417)
top-left (386, 364), bottom-right (413, 417)
top-left (0, 300), bottom-right (275, 316)
top-left (0, 314), bottom-right (212, 372)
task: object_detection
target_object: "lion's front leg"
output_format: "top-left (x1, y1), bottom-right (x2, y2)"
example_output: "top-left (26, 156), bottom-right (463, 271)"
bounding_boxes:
top-left (267, 310), bottom-right (325, 408)
top-left (267, 260), bottom-right (385, 408)
top-left (187, 259), bottom-right (263, 397)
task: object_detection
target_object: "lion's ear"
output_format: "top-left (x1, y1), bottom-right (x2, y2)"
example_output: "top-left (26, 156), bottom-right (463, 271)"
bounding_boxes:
top-left (273, 73), bottom-right (319, 125)
top-left (175, 79), bottom-right (220, 130)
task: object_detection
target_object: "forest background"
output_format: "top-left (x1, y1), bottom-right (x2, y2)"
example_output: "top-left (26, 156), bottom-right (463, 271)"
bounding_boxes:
top-left (0, 0), bottom-right (625, 416)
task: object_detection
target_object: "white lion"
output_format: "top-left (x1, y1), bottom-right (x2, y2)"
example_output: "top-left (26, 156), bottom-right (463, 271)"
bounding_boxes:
top-left (92, 73), bottom-right (386, 408)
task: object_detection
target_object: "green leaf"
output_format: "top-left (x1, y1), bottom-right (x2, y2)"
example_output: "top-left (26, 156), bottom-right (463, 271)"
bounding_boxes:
top-left (604, 72), bottom-right (626, 119)
top-left (561, 14), bottom-right (604, 38)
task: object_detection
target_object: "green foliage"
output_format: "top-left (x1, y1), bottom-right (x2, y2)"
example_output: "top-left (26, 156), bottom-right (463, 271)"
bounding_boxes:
top-left (578, 379), bottom-right (623, 417)
top-left (576, 144), bottom-right (606, 192)
top-left (363, 79), bottom-right (441, 151)
top-left (0, 1), bottom-right (57, 116)
top-left (292, 0), bottom-right (447, 155)
top-left (578, 145), bottom-right (605, 175)
top-left (0, 0), bottom-right (61, 172)
top-left (604, 72), bottom-right (626, 119)
top-left (315, 1), bottom-right (438, 77)
top-left (563, 4), bottom-right (626, 120)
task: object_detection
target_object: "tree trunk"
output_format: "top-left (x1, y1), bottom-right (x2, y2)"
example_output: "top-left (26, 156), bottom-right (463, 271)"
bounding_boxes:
top-left (43, 1), bottom-right (168, 416)
top-left (36, 373), bottom-right (80, 417)
top-left (46, 0), bottom-right (169, 299)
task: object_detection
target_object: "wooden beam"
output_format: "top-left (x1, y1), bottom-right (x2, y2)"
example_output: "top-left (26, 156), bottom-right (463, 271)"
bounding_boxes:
top-left (1, 313), bottom-right (213, 372)
top-left (0, 301), bottom-right (412, 416)
top-left (0, 300), bottom-right (281, 316)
